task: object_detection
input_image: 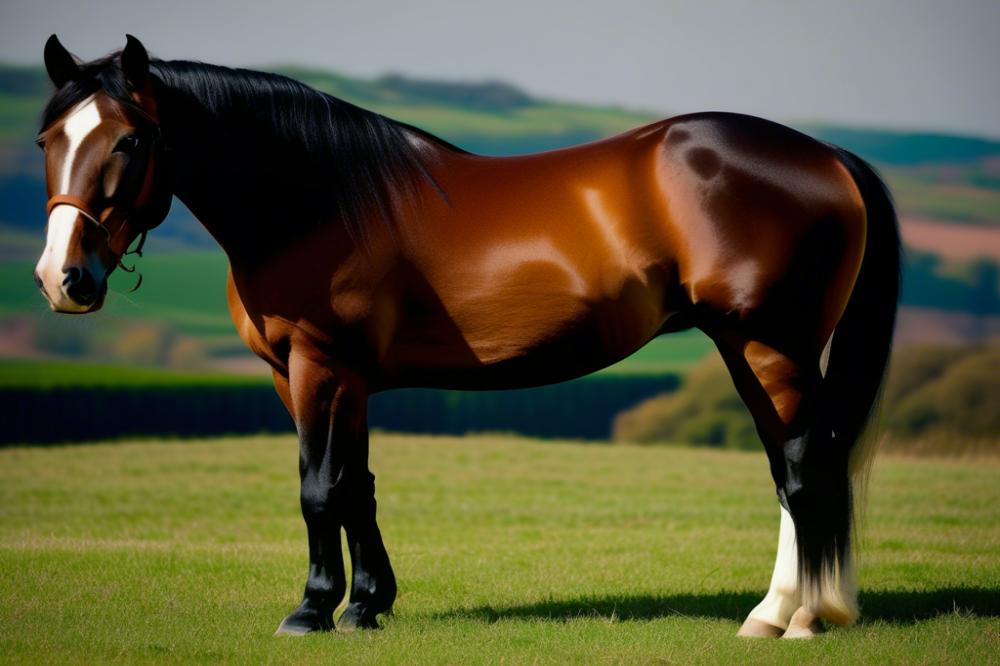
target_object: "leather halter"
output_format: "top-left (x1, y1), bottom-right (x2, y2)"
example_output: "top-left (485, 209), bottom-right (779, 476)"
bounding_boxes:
top-left (45, 192), bottom-right (147, 260)
top-left (43, 113), bottom-right (167, 281)
top-left (46, 194), bottom-right (113, 232)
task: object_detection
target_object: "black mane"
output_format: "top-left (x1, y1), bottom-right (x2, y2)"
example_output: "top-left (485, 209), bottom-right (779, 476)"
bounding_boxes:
top-left (41, 53), bottom-right (458, 244)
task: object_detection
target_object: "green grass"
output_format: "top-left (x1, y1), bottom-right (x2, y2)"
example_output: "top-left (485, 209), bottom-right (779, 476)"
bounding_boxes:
top-left (0, 251), bottom-right (235, 336)
top-left (0, 92), bottom-right (41, 142)
top-left (0, 332), bottom-right (711, 389)
top-left (0, 246), bottom-right (714, 383)
top-left (0, 358), bottom-right (269, 388)
top-left (0, 435), bottom-right (996, 663)
top-left (599, 330), bottom-right (715, 375)
top-left (884, 171), bottom-right (1000, 225)
top-left (0, 225), bottom-right (41, 259)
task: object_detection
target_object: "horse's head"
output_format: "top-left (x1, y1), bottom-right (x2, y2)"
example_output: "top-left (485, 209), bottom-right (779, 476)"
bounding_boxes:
top-left (34, 35), bottom-right (171, 313)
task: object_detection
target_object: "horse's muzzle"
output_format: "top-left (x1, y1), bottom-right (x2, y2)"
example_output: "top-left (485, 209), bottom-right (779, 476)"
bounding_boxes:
top-left (37, 264), bottom-right (108, 313)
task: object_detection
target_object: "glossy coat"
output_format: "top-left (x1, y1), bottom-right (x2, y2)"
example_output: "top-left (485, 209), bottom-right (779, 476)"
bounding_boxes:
top-left (37, 36), bottom-right (899, 637)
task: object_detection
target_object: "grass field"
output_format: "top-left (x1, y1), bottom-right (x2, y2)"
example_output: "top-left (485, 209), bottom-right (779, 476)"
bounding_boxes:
top-left (0, 252), bottom-right (234, 337)
top-left (0, 358), bottom-right (272, 388)
top-left (0, 435), bottom-right (996, 663)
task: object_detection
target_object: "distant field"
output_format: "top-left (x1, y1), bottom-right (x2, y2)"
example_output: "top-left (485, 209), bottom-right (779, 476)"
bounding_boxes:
top-left (885, 171), bottom-right (1000, 226)
top-left (0, 332), bottom-right (712, 389)
top-left (597, 331), bottom-right (715, 374)
top-left (0, 251), bottom-right (234, 337)
top-left (0, 358), bottom-right (270, 388)
top-left (0, 244), bottom-right (715, 379)
top-left (900, 217), bottom-right (1000, 262)
top-left (0, 435), bottom-right (996, 663)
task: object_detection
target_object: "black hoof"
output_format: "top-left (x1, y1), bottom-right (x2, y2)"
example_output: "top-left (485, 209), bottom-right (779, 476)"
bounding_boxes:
top-left (337, 602), bottom-right (385, 631)
top-left (274, 602), bottom-right (335, 636)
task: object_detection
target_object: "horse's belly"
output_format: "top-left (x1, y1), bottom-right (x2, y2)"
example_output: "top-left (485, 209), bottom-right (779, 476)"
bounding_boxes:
top-left (379, 269), bottom-right (672, 390)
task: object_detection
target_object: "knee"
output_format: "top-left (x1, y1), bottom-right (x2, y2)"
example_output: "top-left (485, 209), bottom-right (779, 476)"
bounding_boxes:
top-left (301, 482), bottom-right (335, 522)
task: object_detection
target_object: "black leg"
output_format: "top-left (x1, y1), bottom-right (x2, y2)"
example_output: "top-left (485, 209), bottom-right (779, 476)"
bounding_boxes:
top-left (338, 467), bottom-right (397, 630)
top-left (275, 424), bottom-right (351, 635)
top-left (274, 355), bottom-right (397, 635)
top-left (275, 359), bottom-right (360, 635)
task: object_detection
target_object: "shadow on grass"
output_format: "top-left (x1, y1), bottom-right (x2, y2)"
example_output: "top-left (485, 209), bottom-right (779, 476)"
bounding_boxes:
top-left (436, 588), bottom-right (1000, 625)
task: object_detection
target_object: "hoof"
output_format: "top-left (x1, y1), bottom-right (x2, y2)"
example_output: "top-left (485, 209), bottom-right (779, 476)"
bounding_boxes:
top-left (274, 604), bottom-right (335, 636)
top-left (737, 617), bottom-right (785, 638)
top-left (782, 607), bottom-right (825, 639)
top-left (337, 602), bottom-right (384, 632)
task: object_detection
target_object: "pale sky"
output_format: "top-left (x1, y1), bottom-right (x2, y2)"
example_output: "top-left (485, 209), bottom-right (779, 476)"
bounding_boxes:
top-left (1, 0), bottom-right (998, 138)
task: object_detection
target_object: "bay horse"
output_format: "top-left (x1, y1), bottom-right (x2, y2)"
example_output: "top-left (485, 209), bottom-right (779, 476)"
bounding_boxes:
top-left (33, 35), bottom-right (899, 639)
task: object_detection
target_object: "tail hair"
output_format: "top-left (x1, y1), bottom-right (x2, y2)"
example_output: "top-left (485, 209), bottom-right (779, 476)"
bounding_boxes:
top-left (796, 146), bottom-right (901, 625)
top-left (825, 147), bottom-right (901, 509)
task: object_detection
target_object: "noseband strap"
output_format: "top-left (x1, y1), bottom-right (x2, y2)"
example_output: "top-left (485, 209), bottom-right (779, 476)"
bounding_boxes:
top-left (46, 194), bottom-right (110, 230)
top-left (45, 193), bottom-right (149, 289)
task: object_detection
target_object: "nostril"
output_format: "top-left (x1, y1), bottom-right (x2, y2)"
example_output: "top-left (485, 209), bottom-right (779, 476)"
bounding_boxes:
top-left (33, 271), bottom-right (44, 290)
top-left (64, 267), bottom-right (98, 306)
top-left (63, 266), bottom-right (82, 287)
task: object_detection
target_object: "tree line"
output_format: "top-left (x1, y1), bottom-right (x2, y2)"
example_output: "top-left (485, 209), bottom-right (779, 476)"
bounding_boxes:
top-left (2, 374), bottom-right (678, 445)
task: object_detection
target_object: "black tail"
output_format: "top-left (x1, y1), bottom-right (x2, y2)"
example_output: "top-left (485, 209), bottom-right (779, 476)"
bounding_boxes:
top-left (794, 146), bottom-right (902, 624)
top-left (825, 147), bottom-right (901, 456)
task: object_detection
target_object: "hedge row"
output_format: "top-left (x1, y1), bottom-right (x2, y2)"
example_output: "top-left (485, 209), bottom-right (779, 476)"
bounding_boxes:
top-left (1, 374), bottom-right (678, 445)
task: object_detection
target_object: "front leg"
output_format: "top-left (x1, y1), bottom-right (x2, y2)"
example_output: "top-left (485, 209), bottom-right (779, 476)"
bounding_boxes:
top-left (338, 466), bottom-right (397, 631)
top-left (274, 350), bottom-right (368, 635)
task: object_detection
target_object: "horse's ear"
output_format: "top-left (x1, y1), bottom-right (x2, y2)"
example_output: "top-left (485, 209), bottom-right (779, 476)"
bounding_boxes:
top-left (121, 34), bottom-right (149, 87)
top-left (44, 34), bottom-right (81, 88)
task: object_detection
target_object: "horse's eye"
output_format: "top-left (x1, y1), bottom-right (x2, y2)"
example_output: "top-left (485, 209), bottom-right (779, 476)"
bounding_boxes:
top-left (113, 135), bottom-right (140, 153)
top-left (35, 137), bottom-right (46, 152)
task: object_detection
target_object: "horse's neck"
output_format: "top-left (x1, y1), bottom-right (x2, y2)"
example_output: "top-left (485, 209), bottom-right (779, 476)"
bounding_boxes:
top-left (157, 93), bottom-right (321, 263)
top-left (154, 75), bottom-right (447, 270)
top-left (157, 98), bottom-right (251, 256)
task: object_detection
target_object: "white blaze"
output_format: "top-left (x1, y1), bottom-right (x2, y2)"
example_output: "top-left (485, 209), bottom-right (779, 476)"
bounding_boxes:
top-left (35, 96), bottom-right (106, 311)
top-left (35, 205), bottom-right (84, 308)
top-left (58, 96), bottom-right (101, 193)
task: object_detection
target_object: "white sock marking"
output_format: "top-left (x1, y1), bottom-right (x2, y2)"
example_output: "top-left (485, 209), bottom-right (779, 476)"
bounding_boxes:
top-left (747, 505), bottom-right (800, 629)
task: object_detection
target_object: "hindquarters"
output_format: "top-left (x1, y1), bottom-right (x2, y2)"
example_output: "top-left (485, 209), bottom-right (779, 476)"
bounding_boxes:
top-left (658, 115), bottom-right (899, 628)
top-left (657, 113), bottom-right (868, 351)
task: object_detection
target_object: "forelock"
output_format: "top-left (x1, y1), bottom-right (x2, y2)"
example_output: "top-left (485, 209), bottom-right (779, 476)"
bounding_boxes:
top-left (40, 52), bottom-right (137, 131)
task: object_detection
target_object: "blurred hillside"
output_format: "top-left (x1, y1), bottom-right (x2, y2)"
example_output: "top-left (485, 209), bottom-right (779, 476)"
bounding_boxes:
top-left (0, 63), bottom-right (998, 448)
top-left (2, 63), bottom-right (1000, 247)
top-left (613, 341), bottom-right (1000, 456)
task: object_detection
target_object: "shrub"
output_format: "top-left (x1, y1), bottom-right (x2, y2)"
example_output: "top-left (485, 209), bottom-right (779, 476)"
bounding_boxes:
top-left (886, 340), bottom-right (1000, 438)
top-left (612, 355), bottom-right (759, 450)
top-left (613, 339), bottom-right (1000, 453)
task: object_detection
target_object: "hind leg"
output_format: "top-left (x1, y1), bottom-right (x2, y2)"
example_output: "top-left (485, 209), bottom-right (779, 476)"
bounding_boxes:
top-left (711, 333), bottom-right (857, 637)
top-left (737, 504), bottom-right (799, 636)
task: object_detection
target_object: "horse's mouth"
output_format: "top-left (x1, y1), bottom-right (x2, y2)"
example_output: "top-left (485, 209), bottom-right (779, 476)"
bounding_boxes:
top-left (41, 278), bottom-right (108, 314)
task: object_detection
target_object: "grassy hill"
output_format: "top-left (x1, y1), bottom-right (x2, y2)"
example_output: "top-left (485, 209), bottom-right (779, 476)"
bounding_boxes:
top-left (614, 341), bottom-right (1000, 454)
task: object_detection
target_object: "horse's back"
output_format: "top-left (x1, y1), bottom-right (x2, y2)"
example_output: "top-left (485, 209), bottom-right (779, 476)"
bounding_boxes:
top-left (378, 113), bottom-right (867, 388)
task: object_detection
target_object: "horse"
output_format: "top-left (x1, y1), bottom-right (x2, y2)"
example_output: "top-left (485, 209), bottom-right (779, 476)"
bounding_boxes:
top-left (33, 35), bottom-right (899, 639)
